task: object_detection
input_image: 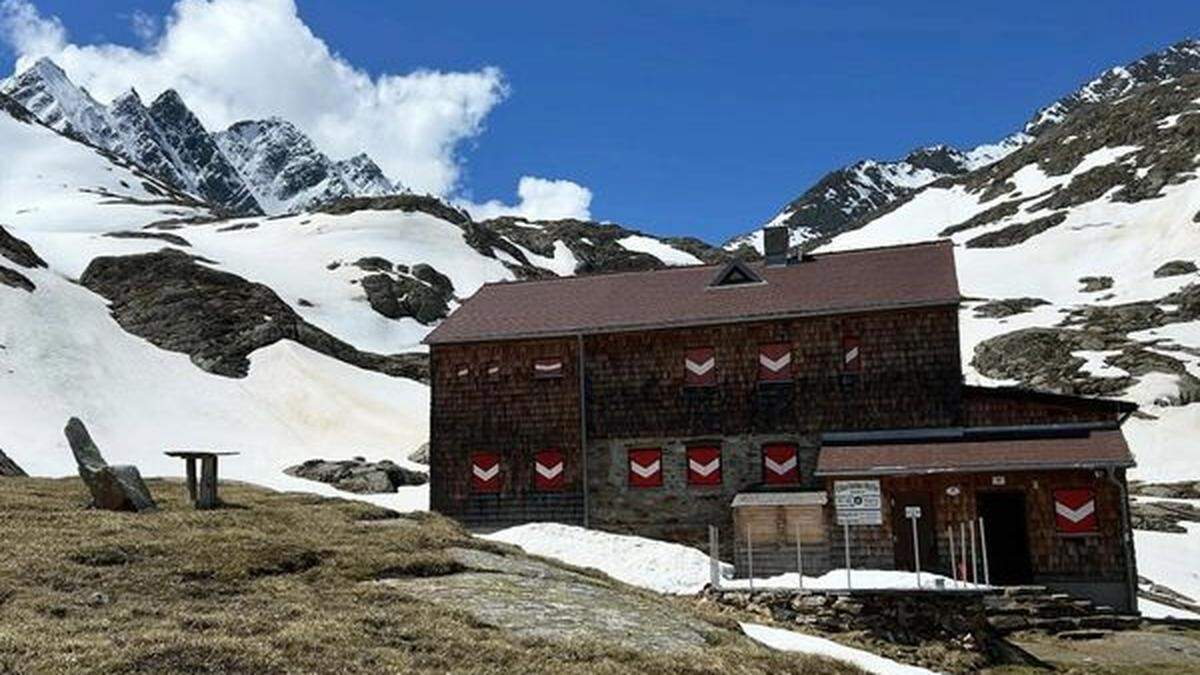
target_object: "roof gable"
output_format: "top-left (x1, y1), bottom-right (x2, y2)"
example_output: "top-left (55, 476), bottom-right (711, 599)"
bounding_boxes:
top-left (708, 259), bottom-right (764, 288)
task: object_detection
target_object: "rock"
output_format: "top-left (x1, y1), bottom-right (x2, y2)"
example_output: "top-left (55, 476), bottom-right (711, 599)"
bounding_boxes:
top-left (1154, 260), bottom-right (1198, 277)
top-left (1131, 480), bottom-right (1200, 499)
top-left (360, 268), bottom-right (452, 325)
top-left (1130, 499), bottom-right (1199, 533)
top-left (0, 225), bottom-right (47, 268)
top-left (317, 194), bottom-right (471, 224)
top-left (1079, 276), bottom-right (1114, 293)
top-left (102, 230), bottom-right (191, 247)
top-left (964, 212), bottom-right (1068, 248)
top-left (0, 264), bottom-right (35, 292)
top-left (85, 592), bottom-right (110, 607)
top-left (407, 442), bottom-right (430, 465)
top-left (63, 418), bottom-right (156, 512)
top-left (353, 256), bottom-right (393, 273)
top-left (0, 447), bottom-right (27, 476)
top-left (284, 457), bottom-right (428, 494)
top-left (79, 248), bottom-right (429, 383)
top-left (973, 297), bottom-right (1050, 318)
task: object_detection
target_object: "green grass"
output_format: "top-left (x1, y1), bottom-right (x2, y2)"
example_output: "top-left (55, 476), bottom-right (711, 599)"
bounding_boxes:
top-left (0, 478), bottom-right (862, 674)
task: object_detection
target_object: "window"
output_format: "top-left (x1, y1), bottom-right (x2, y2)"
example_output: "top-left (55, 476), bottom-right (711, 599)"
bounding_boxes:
top-left (758, 342), bottom-right (793, 382)
top-left (762, 443), bottom-right (799, 484)
top-left (628, 448), bottom-right (663, 487)
top-left (1053, 489), bottom-right (1098, 535)
top-left (471, 452), bottom-right (502, 493)
top-left (686, 445), bottom-right (722, 486)
top-left (684, 347), bottom-right (716, 387)
top-left (842, 334), bottom-right (862, 372)
top-left (533, 449), bottom-right (565, 492)
top-left (533, 357), bottom-right (564, 379)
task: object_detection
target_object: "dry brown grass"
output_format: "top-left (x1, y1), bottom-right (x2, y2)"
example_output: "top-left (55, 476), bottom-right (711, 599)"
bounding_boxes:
top-left (0, 478), bottom-right (863, 674)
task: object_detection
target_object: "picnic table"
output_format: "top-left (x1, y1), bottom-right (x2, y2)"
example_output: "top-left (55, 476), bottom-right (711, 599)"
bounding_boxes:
top-left (164, 451), bottom-right (240, 509)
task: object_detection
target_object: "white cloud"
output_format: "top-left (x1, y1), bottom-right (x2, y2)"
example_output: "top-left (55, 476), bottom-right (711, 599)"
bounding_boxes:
top-left (128, 10), bottom-right (159, 44)
top-left (0, 0), bottom-right (510, 196)
top-left (462, 176), bottom-right (593, 222)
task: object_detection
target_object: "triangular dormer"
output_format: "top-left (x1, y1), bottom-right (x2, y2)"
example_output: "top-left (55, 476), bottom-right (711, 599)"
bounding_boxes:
top-left (708, 259), bottom-right (764, 288)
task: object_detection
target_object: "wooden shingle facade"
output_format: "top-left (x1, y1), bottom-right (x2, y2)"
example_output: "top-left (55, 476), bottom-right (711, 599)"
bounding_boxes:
top-left (425, 238), bottom-right (1140, 611)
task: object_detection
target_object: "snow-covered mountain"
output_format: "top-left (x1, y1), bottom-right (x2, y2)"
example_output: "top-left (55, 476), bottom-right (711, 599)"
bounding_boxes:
top-left (729, 38), bottom-right (1200, 252)
top-left (214, 118), bottom-right (398, 214)
top-left (0, 57), bottom-right (402, 216)
top-left (0, 87), bottom-right (719, 505)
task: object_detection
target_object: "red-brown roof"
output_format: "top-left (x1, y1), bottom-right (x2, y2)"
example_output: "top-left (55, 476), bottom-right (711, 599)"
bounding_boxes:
top-left (426, 240), bottom-right (960, 344)
top-left (815, 429), bottom-right (1134, 476)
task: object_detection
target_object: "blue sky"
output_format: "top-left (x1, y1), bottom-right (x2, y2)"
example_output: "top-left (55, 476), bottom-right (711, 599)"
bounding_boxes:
top-left (4, 1), bottom-right (1200, 243)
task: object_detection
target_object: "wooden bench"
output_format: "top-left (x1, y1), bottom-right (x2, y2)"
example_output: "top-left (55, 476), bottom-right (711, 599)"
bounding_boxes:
top-left (165, 451), bottom-right (240, 509)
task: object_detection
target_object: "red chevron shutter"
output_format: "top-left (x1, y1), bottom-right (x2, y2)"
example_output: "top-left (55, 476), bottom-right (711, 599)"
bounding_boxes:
top-left (762, 443), bottom-right (799, 484)
top-left (842, 334), bottom-right (862, 372)
top-left (684, 347), bottom-right (716, 387)
top-left (1053, 489), bottom-right (1098, 534)
top-left (686, 446), bottom-right (722, 486)
top-left (471, 452), bottom-right (501, 493)
top-left (758, 342), bottom-right (792, 382)
top-left (533, 449), bottom-right (565, 492)
top-left (628, 448), bottom-right (663, 488)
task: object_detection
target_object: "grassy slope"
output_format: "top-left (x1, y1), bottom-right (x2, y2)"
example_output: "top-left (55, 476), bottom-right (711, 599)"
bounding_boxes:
top-left (0, 478), bottom-right (859, 674)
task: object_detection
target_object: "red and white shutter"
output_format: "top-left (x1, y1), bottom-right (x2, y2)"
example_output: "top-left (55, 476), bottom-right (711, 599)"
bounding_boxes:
top-left (1054, 489), bottom-right (1098, 534)
top-left (686, 446), bottom-right (722, 486)
top-left (684, 347), bottom-right (716, 386)
top-left (842, 334), bottom-right (862, 372)
top-left (533, 449), bottom-right (565, 491)
top-left (758, 343), bottom-right (793, 382)
top-left (534, 357), bottom-right (563, 379)
top-left (628, 448), bottom-right (663, 488)
top-left (762, 443), bottom-right (799, 484)
top-left (471, 452), bottom-right (501, 493)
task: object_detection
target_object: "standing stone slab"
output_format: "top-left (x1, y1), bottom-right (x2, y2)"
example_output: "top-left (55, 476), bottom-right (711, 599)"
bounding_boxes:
top-left (0, 448), bottom-right (26, 477)
top-left (64, 418), bottom-right (156, 512)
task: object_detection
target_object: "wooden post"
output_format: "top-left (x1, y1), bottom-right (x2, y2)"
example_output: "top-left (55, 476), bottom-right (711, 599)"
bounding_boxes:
top-left (979, 517), bottom-right (991, 586)
top-left (948, 525), bottom-right (958, 588)
top-left (708, 524), bottom-right (721, 590)
top-left (969, 518), bottom-right (979, 584)
top-left (198, 455), bottom-right (218, 509)
top-left (795, 520), bottom-right (804, 591)
top-left (185, 457), bottom-right (198, 503)
top-left (746, 523), bottom-right (754, 593)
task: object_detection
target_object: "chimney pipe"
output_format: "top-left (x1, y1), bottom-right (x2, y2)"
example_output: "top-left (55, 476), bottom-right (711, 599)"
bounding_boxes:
top-left (763, 226), bottom-right (789, 266)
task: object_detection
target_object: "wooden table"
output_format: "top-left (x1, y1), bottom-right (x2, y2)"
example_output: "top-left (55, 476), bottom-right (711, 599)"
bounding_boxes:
top-left (165, 451), bottom-right (240, 509)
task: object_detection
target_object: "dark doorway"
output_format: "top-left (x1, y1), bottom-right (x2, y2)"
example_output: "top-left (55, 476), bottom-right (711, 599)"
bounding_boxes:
top-left (977, 491), bottom-right (1034, 585)
top-left (892, 492), bottom-right (937, 572)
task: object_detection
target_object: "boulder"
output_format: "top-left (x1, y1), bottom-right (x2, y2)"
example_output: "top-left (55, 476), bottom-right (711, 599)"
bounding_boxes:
top-left (1154, 260), bottom-right (1198, 278)
top-left (64, 418), bottom-right (156, 512)
top-left (408, 442), bottom-right (430, 465)
top-left (0, 448), bottom-right (26, 476)
top-left (284, 457), bottom-right (428, 494)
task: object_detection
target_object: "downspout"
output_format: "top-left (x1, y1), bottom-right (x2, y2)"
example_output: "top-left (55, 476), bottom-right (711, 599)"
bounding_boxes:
top-left (577, 333), bottom-right (589, 528)
top-left (1107, 467), bottom-right (1139, 614)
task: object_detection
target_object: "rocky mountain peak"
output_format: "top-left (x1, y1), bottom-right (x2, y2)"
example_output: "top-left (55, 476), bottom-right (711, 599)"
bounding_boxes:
top-left (1025, 38), bottom-right (1200, 136)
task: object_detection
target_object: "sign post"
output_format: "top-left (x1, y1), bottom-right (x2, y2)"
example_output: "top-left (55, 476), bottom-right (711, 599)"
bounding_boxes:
top-left (834, 480), bottom-right (882, 591)
top-left (905, 505), bottom-right (922, 589)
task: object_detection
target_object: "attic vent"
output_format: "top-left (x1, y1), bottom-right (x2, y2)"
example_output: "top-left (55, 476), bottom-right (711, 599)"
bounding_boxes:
top-left (709, 259), bottom-right (763, 288)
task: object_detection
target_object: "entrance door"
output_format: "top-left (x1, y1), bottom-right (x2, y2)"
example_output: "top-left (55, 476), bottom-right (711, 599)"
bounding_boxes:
top-left (977, 491), bottom-right (1034, 585)
top-left (891, 492), bottom-right (937, 572)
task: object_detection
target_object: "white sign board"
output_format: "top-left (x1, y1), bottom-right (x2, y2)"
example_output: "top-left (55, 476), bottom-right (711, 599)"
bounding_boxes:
top-left (834, 480), bottom-right (882, 526)
top-left (905, 506), bottom-right (922, 519)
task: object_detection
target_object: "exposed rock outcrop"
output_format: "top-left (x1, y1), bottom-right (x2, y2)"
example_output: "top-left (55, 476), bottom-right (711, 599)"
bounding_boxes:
top-left (285, 457), bottom-right (428, 494)
top-left (64, 417), bottom-right (156, 512)
top-left (1079, 276), bottom-right (1114, 293)
top-left (80, 248), bottom-right (429, 382)
top-left (0, 448), bottom-right (26, 477)
top-left (102, 230), bottom-right (191, 247)
top-left (0, 225), bottom-right (47, 268)
top-left (0, 264), bottom-right (35, 292)
top-left (359, 263), bottom-right (454, 325)
top-left (407, 443), bottom-right (430, 465)
top-left (1154, 260), bottom-right (1198, 278)
top-left (973, 297), bottom-right (1050, 318)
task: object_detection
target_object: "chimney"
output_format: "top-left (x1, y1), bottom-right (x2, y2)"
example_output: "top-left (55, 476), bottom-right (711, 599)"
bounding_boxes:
top-left (762, 226), bottom-right (789, 266)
